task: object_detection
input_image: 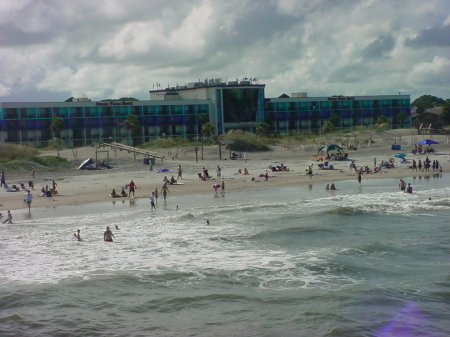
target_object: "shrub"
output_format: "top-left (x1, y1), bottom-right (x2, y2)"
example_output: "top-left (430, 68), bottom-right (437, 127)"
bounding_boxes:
top-left (220, 130), bottom-right (272, 151)
top-left (0, 144), bottom-right (39, 161)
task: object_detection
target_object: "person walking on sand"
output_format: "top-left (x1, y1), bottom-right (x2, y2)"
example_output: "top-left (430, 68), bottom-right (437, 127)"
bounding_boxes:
top-left (128, 180), bottom-right (136, 196)
top-left (161, 184), bottom-right (169, 202)
top-left (2, 210), bottom-right (12, 224)
top-left (149, 191), bottom-right (156, 210)
top-left (412, 159), bottom-right (417, 172)
top-left (177, 165), bottom-right (183, 180)
top-left (308, 165), bottom-right (313, 179)
top-left (31, 167), bottom-right (35, 179)
top-left (216, 165), bottom-right (222, 179)
top-left (23, 190), bottom-right (33, 211)
top-left (1, 171), bottom-right (5, 187)
top-left (104, 226), bottom-right (115, 242)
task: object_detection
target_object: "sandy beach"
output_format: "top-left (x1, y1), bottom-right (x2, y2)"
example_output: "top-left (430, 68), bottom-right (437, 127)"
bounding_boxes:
top-left (1, 129), bottom-right (449, 212)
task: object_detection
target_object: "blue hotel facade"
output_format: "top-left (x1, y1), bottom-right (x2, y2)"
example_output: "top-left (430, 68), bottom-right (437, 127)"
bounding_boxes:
top-left (0, 81), bottom-right (410, 147)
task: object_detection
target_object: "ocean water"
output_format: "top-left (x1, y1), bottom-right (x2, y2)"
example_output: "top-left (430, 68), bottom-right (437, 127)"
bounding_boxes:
top-left (1, 174), bottom-right (450, 337)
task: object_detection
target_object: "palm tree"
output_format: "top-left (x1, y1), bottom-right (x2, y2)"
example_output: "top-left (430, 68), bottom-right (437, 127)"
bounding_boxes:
top-left (256, 122), bottom-right (270, 135)
top-left (50, 117), bottom-right (65, 140)
top-left (123, 114), bottom-right (141, 146)
top-left (197, 113), bottom-right (209, 160)
top-left (396, 111), bottom-right (408, 128)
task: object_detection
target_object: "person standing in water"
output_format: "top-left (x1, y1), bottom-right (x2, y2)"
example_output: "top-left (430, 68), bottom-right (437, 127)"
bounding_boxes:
top-left (161, 184), bottom-right (169, 202)
top-left (149, 192), bottom-right (156, 210)
top-left (23, 190), bottom-right (33, 211)
top-left (74, 229), bottom-right (81, 241)
top-left (2, 210), bottom-right (12, 224)
top-left (104, 226), bottom-right (115, 242)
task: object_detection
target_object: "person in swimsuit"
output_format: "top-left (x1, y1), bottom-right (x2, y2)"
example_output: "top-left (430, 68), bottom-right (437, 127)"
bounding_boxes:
top-left (104, 226), bottom-right (115, 242)
top-left (161, 184), bottom-right (169, 202)
top-left (74, 229), bottom-right (81, 241)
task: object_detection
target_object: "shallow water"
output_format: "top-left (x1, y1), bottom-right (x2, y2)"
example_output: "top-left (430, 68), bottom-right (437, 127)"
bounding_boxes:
top-left (1, 174), bottom-right (450, 336)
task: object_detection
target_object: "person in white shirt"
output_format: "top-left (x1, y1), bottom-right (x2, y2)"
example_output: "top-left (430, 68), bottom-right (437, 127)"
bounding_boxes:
top-left (24, 190), bottom-right (33, 211)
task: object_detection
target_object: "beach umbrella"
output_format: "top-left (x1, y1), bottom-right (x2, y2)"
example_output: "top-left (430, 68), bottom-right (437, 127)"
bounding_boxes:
top-left (392, 154), bottom-right (406, 158)
top-left (415, 139), bottom-right (438, 145)
top-left (317, 144), bottom-right (344, 154)
top-left (155, 168), bottom-right (169, 173)
top-left (78, 158), bottom-right (94, 170)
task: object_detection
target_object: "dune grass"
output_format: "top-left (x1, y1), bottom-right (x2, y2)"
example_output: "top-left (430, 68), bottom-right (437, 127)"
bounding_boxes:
top-left (0, 144), bottom-right (70, 172)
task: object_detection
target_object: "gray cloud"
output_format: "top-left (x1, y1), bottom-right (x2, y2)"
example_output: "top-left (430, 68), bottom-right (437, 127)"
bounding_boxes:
top-left (363, 35), bottom-right (395, 59)
top-left (405, 24), bottom-right (450, 48)
top-left (0, 0), bottom-right (449, 102)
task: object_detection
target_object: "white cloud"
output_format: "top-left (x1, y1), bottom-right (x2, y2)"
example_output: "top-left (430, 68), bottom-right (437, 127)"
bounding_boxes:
top-left (1, 0), bottom-right (450, 102)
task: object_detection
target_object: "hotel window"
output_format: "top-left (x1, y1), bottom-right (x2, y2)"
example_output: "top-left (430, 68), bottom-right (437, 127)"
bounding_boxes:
top-left (341, 101), bottom-right (352, 109)
top-left (276, 102), bottom-right (287, 111)
top-left (331, 101), bottom-right (340, 110)
top-left (288, 102), bottom-right (297, 111)
top-left (299, 102), bottom-right (309, 110)
top-left (381, 100), bottom-right (391, 108)
top-left (320, 101), bottom-right (331, 110)
top-left (173, 105), bottom-right (184, 115)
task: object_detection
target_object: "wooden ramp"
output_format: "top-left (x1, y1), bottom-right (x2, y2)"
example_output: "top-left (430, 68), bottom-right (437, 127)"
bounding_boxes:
top-left (92, 142), bottom-right (170, 161)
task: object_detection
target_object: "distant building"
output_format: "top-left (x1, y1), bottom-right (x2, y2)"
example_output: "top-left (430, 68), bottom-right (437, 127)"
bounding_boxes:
top-left (0, 80), bottom-right (410, 146)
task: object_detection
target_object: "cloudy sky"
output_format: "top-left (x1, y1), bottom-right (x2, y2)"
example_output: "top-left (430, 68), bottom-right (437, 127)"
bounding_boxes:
top-left (1, 0), bottom-right (449, 103)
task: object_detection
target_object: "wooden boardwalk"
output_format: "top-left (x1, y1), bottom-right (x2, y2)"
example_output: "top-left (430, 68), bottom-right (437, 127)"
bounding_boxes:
top-left (418, 128), bottom-right (450, 135)
top-left (92, 142), bottom-right (170, 161)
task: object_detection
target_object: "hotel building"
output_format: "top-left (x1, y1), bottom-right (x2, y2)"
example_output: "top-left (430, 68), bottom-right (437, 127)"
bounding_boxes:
top-left (0, 80), bottom-right (410, 147)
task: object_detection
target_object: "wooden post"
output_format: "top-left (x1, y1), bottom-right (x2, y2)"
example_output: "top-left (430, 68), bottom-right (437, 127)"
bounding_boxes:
top-left (219, 144), bottom-right (222, 160)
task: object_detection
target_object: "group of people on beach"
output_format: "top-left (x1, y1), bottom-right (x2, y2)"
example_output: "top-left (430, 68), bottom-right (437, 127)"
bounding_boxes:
top-left (40, 181), bottom-right (58, 197)
top-left (411, 157), bottom-right (441, 172)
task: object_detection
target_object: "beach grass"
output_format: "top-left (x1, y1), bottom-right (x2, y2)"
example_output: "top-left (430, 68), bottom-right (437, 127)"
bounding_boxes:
top-left (0, 143), bottom-right (71, 171)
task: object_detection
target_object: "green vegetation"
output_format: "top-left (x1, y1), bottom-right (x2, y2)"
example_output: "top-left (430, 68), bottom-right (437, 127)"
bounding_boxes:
top-left (220, 130), bottom-right (274, 151)
top-left (50, 117), bottom-right (65, 139)
top-left (123, 114), bottom-right (141, 146)
top-left (411, 95), bottom-right (445, 109)
top-left (140, 138), bottom-right (204, 149)
top-left (0, 144), bottom-right (70, 172)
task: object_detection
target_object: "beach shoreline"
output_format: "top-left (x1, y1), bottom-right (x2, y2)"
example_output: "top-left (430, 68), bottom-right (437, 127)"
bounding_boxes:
top-left (1, 130), bottom-right (449, 214)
